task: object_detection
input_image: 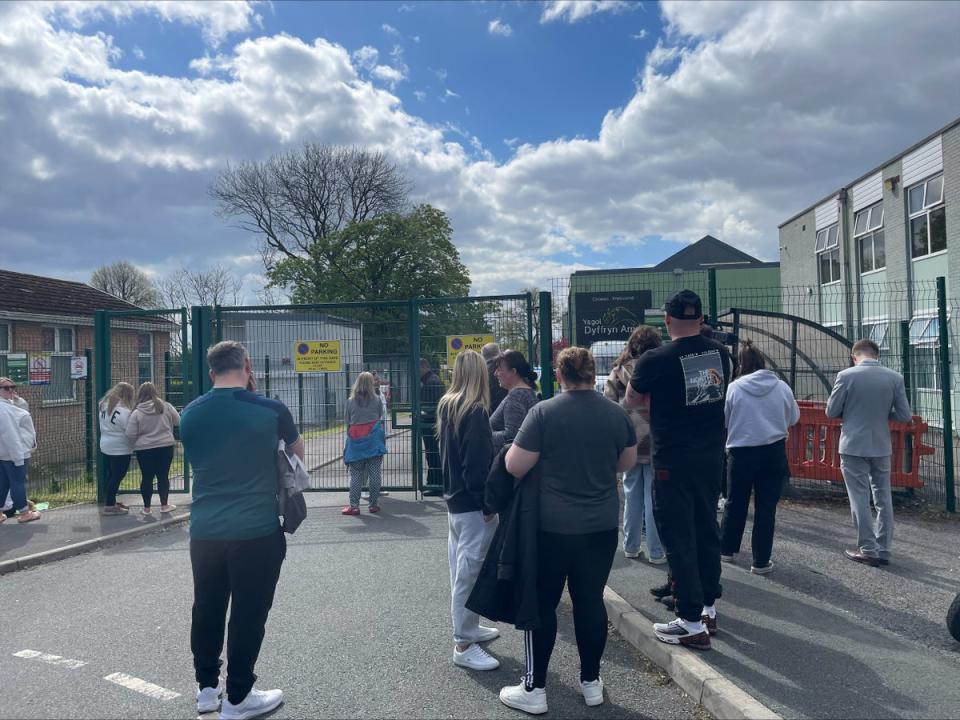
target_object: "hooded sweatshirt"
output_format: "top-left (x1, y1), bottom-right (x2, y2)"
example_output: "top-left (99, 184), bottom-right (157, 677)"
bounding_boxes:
top-left (0, 401), bottom-right (36, 465)
top-left (125, 400), bottom-right (180, 451)
top-left (99, 402), bottom-right (134, 455)
top-left (725, 369), bottom-right (800, 448)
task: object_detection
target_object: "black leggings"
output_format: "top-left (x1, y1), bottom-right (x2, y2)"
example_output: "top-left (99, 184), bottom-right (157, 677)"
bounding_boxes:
top-left (137, 446), bottom-right (174, 508)
top-left (525, 529), bottom-right (618, 689)
top-left (105, 454), bottom-right (132, 506)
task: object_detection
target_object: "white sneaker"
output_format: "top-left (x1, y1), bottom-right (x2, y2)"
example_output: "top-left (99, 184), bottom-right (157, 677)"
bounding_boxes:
top-left (219, 688), bottom-right (283, 720)
top-left (361, 491), bottom-right (370, 500)
top-left (475, 625), bottom-right (500, 642)
top-left (499, 680), bottom-right (548, 715)
top-left (581, 677), bottom-right (604, 706)
top-left (453, 643), bottom-right (499, 670)
top-left (196, 677), bottom-right (224, 713)
top-left (624, 549), bottom-right (641, 559)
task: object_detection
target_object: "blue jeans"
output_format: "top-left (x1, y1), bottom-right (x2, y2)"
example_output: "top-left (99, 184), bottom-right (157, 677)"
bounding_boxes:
top-left (623, 463), bottom-right (663, 558)
top-left (0, 460), bottom-right (28, 512)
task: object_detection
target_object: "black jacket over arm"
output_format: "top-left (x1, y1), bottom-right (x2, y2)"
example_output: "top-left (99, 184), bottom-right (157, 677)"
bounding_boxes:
top-left (466, 446), bottom-right (540, 630)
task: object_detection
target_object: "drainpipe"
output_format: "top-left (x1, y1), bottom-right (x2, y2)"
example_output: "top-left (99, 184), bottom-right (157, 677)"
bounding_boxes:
top-left (838, 188), bottom-right (857, 340)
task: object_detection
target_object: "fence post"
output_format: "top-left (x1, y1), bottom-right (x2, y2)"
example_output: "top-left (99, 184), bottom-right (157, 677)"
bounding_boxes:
top-left (409, 298), bottom-right (422, 493)
top-left (297, 373), bottom-right (304, 433)
top-left (93, 310), bottom-right (111, 505)
top-left (539, 291), bottom-right (554, 399)
top-left (163, 350), bottom-right (171, 402)
top-left (936, 276), bottom-right (955, 512)
top-left (84, 347), bottom-right (94, 478)
top-left (900, 319), bottom-right (912, 405)
top-left (191, 306), bottom-right (214, 397)
top-left (708, 267), bottom-right (718, 323)
top-left (789, 320), bottom-right (798, 391)
top-left (264, 354), bottom-right (271, 398)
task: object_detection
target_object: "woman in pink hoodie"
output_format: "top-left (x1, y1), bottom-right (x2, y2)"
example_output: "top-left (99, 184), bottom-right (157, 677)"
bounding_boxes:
top-left (125, 382), bottom-right (180, 516)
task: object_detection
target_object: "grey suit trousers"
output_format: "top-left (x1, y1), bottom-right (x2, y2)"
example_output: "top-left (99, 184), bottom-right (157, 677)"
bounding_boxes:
top-left (839, 454), bottom-right (893, 559)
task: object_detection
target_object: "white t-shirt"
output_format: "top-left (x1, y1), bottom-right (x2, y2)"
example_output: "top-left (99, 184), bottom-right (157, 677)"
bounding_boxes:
top-left (99, 404), bottom-right (134, 455)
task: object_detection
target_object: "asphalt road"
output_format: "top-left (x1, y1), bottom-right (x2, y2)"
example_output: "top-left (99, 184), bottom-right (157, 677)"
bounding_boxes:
top-left (0, 494), bottom-right (707, 720)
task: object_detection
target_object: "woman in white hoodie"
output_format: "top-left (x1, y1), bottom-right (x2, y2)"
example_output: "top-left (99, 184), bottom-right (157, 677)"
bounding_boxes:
top-left (1, 376), bottom-right (32, 518)
top-left (0, 398), bottom-right (40, 523)
top-left (720, 341), bottom-right (800, 574)
top-left (99, 382), bottom-right (136, 516)
top-left (125, 382), bottom-right (180, 516)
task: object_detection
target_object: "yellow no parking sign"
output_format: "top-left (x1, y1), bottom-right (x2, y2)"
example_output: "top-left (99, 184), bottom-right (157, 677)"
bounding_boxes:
top-left (446, 334), bottom-right (495, 367)
top-left (293, 340), bottom-right (342, 372)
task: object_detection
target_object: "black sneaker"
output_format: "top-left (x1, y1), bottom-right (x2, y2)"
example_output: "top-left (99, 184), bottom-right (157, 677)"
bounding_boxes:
top-left (659, 596), bottom-right (677, 612)
top-left (653, 619), bottom-right (711, 650)
top-left (650, 582), bottom-right (672, 599)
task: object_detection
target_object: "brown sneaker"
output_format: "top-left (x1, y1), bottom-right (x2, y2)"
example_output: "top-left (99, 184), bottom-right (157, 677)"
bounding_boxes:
top-left (653, 619), bottom-right (711, 650)
top-left (701, 614), bottom-right (717, 636)
top-left (102, 505), bottom-right (129, 516)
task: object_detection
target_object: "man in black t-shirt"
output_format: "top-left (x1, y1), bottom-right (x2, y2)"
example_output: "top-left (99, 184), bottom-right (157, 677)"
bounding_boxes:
top-left (626, 289), bottom-right (731, 650)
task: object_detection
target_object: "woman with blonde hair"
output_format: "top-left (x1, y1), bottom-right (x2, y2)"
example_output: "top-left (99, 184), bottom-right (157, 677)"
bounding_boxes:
top-left (439, 350), bottom-right (500, 673)
top-left (99, 382), bottom-right (136, 515)
top-left (341, 371), bottom-right (387, 516)
top-left (125, 382), bottom-right (180, 516)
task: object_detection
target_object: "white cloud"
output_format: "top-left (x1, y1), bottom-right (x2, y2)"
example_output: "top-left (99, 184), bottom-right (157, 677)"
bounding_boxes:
top-left (352, 45), bottom-right (379, 71)
top-left (371, 64), bottom-right (406, 87)
top-left (631, 29), bottom-right (648, 40)
top-left (2, 0), bottom-right (960, 297)
top-left (541, 1), bottom-right (632, 24)
top-left (132, 45), bottom-right (145, 60)
top-left (398, 4), bottom-right (414, 13)
top-left (488, 19), bottom-right (513, 37)
top-left (413, 90), bottom-right (426, 102)
top-left (382, 23), bottom-right (400, 36)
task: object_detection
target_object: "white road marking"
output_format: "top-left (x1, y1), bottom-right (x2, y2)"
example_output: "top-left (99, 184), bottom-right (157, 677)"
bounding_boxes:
top-left (13, 649), bottom-right (87, 669)
top-left (103, 672), bottom-right (181, 701)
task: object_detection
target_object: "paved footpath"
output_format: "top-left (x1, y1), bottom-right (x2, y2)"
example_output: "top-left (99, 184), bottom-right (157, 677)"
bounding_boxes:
top-left (608, 497), bottom-right (960, 720)
top-left (0, 494), bottom-right (706, 720)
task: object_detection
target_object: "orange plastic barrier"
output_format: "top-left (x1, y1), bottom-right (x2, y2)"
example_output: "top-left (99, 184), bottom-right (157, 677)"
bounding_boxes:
top-left (786, 401), bottom-right (935, 488)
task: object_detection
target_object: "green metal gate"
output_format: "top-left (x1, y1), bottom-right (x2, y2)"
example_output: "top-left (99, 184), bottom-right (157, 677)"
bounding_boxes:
top-left (94, 308), bottom-right (191, 502)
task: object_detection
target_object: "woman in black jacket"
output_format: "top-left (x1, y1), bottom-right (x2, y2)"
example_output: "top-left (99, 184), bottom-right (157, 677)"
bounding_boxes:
top-left (498, 347), bottom-right (637, 714)
top-left (439, 350), bottom-right (501, 672)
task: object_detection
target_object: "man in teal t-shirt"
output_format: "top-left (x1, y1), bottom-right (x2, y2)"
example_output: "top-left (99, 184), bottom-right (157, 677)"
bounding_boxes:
top-left (181, 341), bottom-right (304, 720)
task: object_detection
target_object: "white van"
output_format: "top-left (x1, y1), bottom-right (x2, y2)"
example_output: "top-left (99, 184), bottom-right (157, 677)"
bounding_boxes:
top-left (589, 340), bottom-right (625, 393)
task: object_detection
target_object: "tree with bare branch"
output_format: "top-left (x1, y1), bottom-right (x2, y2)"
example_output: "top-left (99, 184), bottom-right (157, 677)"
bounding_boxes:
top-left (90, 261), bottom-right (161, 307)
top-left (159, 265), bottom-right (245, 307)
top-left (210, 144), bottom-right (411, 291)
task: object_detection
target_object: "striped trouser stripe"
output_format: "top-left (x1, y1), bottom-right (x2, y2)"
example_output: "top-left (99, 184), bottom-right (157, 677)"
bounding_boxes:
top-left (524, 630), bottom-right (534, 690)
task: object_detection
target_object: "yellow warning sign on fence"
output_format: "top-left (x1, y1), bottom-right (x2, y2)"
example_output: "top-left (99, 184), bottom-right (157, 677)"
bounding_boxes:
top-left (446, 334), bottom-right (495, 367)
top-left (293, 340), bottom-right (342, 373)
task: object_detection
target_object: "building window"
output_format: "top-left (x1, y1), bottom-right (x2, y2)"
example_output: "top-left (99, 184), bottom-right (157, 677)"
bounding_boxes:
top-left (909, 173), bottom-right (946, 259)
top-left (854, 203), bottom-right (885, 274)
top-left (41, 325), bottom-right (75, 402)
top-left (861, 319), bottom-right (889, 350)
top-left (138, 333), bottom-right (153, 386)
top-left (815, 223), bottom-right (840, 284)
top-left (909, 314), bottom-right (946, 391)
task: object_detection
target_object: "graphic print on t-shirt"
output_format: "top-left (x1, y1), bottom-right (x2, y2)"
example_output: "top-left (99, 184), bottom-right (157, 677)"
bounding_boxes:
top-left (680, 350), bottom-right (725, 406)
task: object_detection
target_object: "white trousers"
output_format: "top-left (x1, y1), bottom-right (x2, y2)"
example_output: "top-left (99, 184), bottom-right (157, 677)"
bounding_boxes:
top-left (447, 510), bottom-right (498, 645)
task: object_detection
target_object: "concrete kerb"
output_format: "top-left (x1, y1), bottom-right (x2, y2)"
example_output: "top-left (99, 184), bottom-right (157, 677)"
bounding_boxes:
top-left (0, 512), bottom-right (191, 577)
top-left (603, 586), bottom-right (781, 720)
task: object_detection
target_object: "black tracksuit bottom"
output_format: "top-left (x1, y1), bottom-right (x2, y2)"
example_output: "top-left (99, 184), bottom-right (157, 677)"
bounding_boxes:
top-left (720, 440), bottom-right (787, 568)
top-left (190, 531), bottom-right (286, 705)
top-left (653, 456), bottom-right (723, 622)
top-left (525, 529), bottom-right (618, 689)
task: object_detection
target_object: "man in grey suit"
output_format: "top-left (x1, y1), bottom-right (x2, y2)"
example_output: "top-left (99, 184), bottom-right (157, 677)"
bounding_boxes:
top-left (826, 339), bottom-right (913, 567)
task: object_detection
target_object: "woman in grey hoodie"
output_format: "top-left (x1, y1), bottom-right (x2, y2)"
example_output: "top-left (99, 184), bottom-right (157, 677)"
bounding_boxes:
top-left (720, 341), bottom-right (800, 574)
top-left (125, 382), bottom-right (180, 516)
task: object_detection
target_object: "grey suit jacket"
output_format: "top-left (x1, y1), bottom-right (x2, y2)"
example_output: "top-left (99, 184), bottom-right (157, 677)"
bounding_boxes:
top-left (825, 359), bottom-right (913, 457)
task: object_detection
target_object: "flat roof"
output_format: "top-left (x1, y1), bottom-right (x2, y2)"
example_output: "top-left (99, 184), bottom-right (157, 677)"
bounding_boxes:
top-left (778, 115), bottom-right (960, 229)
top-left (572, 261), bottom-right (779, 278)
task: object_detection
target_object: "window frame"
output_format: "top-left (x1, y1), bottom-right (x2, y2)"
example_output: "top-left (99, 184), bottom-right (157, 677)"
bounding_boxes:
top-left (861, 318), bottom-right (890, 351)
top-left (908, 173), bottom-right (947, 260)
top-left (816, 222), bottom-right (842, 285)
top-left (909, 311), bottom-right (950, 391)
top-left (0, 323), bottom-right (8, 378)
top-left (40, 324), bottom-right (76, 403)
top-left (137, 332), bottom-right (154, 386)
top-left (854, 203), bottom-right (886, 275)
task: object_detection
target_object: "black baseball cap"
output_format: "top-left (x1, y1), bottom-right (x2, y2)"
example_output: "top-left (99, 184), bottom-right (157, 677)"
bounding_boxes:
top-left (663, 289), bottom-right (703, 319)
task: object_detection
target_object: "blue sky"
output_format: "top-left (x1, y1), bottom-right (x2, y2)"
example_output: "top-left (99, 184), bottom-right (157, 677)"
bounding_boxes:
top-left (2, 1), bottom-right (959, 298)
